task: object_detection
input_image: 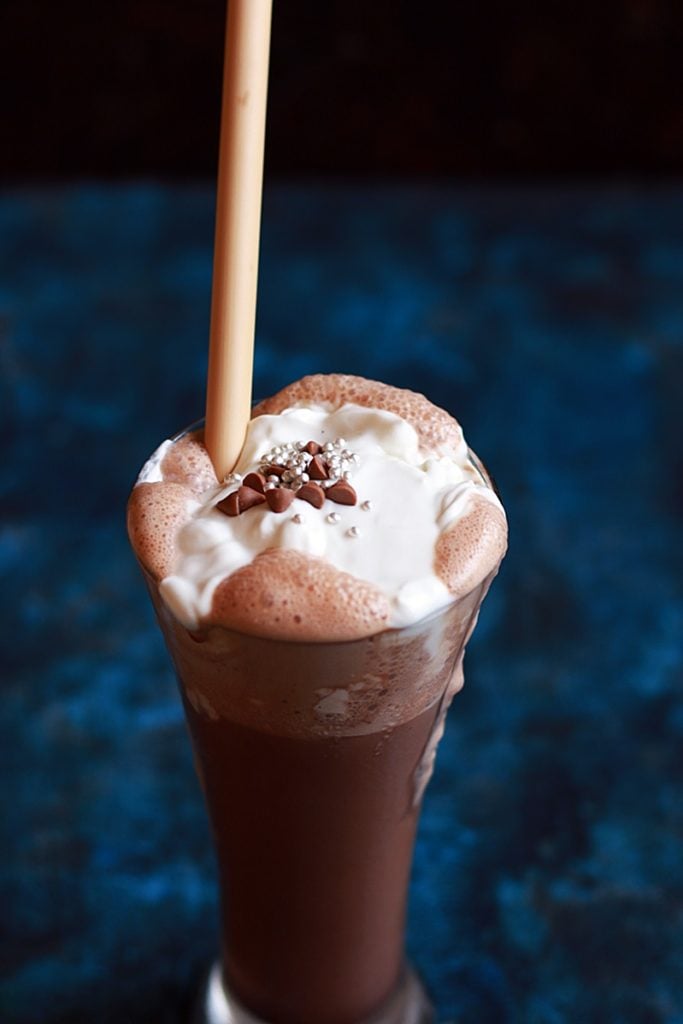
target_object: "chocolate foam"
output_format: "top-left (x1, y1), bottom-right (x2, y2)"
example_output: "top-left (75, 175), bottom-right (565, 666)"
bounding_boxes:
top-left (253, 374), bottom-right (463, 456)
top-left (435, 493), bottom-right (508, 598)
top-left (127, 482), bottom-right (193, 581)
top-left (161, 434), bottom-right (218, 494)
top-left (211, 549), bottom-right (391, 642)
top-left (127, 435), bottom-right (218, 581)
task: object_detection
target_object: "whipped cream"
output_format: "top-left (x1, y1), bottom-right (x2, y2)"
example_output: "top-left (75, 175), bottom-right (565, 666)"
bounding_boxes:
top-left (137, 439), bottom-right (173, 483)
top-left (147, 402), bottom-right (501, 630)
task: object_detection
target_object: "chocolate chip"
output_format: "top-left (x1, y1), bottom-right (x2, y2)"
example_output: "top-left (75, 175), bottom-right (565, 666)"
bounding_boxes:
top-left (216, 491), bottom-right (241, 517)
top-left (237, 485), bottom-right (267, 511)
top-left (243, 472), bottom-right (266, 493)
top-left (264, 464), bottom-right (285, 477)
top-left (327, 481), bottom-right (357, 505)
top-left (297, 482), bottom-right (325, 508)
top-left (308, 455), bottom-right (329, 480)
top-left (266, 487), bottom-right (295, 513)
top-left (304, 440), bottom-right (322, 456)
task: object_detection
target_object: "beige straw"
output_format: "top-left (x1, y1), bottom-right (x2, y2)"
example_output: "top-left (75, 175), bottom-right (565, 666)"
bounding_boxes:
top-left (205, 0), bottom-right (273, 480)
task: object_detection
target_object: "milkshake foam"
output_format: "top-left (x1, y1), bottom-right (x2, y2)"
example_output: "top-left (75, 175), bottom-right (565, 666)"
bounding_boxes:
top-left (128, 374), bottom-right (507, 642)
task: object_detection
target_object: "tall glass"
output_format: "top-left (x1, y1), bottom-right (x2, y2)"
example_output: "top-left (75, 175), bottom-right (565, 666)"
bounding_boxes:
top-left (129, 433), bottom-right (502, 1024)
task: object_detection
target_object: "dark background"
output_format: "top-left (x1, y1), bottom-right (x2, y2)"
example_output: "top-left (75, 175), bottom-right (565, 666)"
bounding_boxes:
top-left (1, 0), bottom-right (682, 182)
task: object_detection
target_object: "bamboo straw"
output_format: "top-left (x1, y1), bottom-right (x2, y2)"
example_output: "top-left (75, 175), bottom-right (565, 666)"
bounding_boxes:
top-left (205, 0), bottom-right (273, 480)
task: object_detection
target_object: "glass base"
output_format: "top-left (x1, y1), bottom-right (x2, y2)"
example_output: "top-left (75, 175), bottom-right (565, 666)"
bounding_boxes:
top-left (194, 961), bottom-right (435, 1024)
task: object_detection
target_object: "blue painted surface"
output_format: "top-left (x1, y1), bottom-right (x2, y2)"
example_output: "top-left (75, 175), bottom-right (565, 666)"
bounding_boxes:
top-left (1, 184), bottom-right (682, 1024)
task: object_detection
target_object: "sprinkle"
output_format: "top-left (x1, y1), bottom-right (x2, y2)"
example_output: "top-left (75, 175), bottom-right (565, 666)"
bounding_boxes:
top-left (297, 482), bottom-right (325, 508)
top-left (347, 526), bottom-right (360, 538)
top-left (361, 499), bottom-right (373, 511)
top-left (256, 438), bottom-right (360, 496)
top-left (243, 471), bottom-right (266, 493)
top-left (266, 487), bottom-right (295, 513)
top-left (215, 485), bottom-right (266, 517)
top-left (308, 455), bottom-right (329, 481)
top-left (326, 512), bottom-right (341, 524)
top-left (327, 480), bottom-right (357, 506)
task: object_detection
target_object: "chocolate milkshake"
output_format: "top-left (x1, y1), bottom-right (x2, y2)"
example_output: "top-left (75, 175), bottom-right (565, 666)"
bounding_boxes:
top-left (128, 374), bottom-right (507, 1024)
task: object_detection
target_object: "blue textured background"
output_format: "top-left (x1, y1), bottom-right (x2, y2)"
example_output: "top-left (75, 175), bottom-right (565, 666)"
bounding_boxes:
top-left (2, 185), bottom-right (682, 1024)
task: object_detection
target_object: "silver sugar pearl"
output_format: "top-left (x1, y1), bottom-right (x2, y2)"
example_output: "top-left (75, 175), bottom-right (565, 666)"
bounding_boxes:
top-left (347, 526), bottom-right (360, 538)
top-left (292, 513), bottom-right (303, 524)
top-left (299, 472), bottom-right (310, 483)
top-left (342, 471), bottom-right (352, 481)
top-left (268, 475), bottom-right (279, 483)
top-left (265, 482), bottom-right (277, 491)
top-left (326, 512), bottom-right (341, 524)
top-left (361, 500), bottom-right (373, 511)
top-left (335, 437), bottom-right (346, 447)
